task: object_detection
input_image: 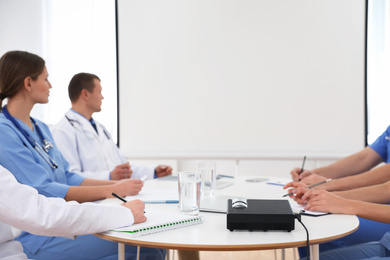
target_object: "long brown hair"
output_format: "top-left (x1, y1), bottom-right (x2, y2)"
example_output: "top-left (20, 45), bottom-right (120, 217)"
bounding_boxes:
top-left (0, 51), bottom-right (45, 110)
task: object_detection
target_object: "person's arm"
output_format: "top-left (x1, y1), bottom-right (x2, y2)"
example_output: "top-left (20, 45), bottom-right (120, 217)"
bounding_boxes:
top-left (313, 147), bottom-right (382, 178)
top-left (291, 147), bottom-right (383, 183)
top-left (0, 166), bottom-right (145, 237)
top-left (301, 189), bottom-right (390, 224)
top-left (331, 180), bottom-right (390, 204)
top-left (285, 168), bottom-right (390, 202)
top-left (64, 178), bottom-right (144, 203)
top-left (319, 162), bottom-right (390, 192)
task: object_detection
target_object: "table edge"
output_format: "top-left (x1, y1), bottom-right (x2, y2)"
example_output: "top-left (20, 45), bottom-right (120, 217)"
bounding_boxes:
top-left (94, 225), bottom-right (359, 251)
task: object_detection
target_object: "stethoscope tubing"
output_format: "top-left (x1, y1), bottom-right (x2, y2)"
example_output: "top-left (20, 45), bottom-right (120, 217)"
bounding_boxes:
top-left (65, 114), bottom-right (111, 140)
top-left (2, 106), bottom-right (58, 169)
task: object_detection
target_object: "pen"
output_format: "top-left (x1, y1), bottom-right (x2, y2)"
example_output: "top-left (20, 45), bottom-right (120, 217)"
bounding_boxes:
top-left (300, 156), bottom-right (306, 174)
top-left (144, 200), bottom-right (179, 204)
top-left (282, 179), bottom-right (332, 197)
top-left (112, 193), bottom-right (146, 213)
top-left (112, 192), bottom-right (127, 203)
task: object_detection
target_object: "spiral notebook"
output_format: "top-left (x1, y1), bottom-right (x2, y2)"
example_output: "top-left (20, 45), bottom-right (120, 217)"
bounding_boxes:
top-left (110, 208), bottom-right (204, 238)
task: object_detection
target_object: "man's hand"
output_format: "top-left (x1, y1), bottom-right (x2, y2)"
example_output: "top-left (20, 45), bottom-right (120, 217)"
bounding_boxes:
top-left (110, 162), bottom-right (133, 180)
top-left (112, 179), bottom-right (144, 196)
top-left (121, 200), bottom-right (147, 224)
top-left (155, 165), bottom-right (173, 178)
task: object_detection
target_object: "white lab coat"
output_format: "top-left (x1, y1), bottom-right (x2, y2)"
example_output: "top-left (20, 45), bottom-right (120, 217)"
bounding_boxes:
top-left (51, 110), bottom-right (154, 180)
top-left (0, 165), bottom-right (134, 260)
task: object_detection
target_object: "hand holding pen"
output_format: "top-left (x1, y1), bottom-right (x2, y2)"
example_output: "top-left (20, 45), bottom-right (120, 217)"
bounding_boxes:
top-left (112, 193), bottom-right (147, 223)
top-left (290, 156), bottom-right (307, 182)
top-left (282, 179), bottom-right (332, 198)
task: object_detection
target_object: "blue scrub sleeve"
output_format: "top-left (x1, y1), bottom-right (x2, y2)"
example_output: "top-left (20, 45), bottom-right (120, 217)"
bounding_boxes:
top-left (370, 126), bottom-right (390, 162)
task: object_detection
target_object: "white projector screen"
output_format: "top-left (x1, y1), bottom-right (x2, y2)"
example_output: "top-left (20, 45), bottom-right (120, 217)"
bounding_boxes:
top-left (117, 0), bottom-right (366, 158)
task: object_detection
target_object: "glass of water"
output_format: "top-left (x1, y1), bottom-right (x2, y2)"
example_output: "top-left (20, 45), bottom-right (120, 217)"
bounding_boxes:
top-left (178, 171), bottom-right (201, 215)
top-left (199, 161), bottom-right (216, 197)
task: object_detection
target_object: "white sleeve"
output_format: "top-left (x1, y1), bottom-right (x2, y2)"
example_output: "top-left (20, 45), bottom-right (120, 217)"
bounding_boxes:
top-left (0, 166), bottom-right (133, 237)
top-left (130, 164), bottom-right (156, 180)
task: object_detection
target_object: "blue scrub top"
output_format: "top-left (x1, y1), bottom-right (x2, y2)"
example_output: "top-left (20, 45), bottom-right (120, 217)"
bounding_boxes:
top-left (0, 114), bottom-right (85, 198)
top-left (0, 114), bottom-right (85, 254)
top-left (370, 125), bottom-right (390, 163)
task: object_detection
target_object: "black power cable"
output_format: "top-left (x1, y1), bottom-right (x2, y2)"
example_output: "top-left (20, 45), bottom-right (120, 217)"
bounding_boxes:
top-left (295, 213), bottom-right (310, 260)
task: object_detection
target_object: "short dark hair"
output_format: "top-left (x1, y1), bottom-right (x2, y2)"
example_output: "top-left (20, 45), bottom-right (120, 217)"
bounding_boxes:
top-left (0, 51), bottom-right (45, 109)
top-left (68, 72), bottom-right (100, 103)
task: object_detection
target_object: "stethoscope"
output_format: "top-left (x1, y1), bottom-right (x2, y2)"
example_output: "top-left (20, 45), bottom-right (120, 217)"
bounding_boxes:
top-left (65, 114), bottom-right (111, 140)
top-left (2, 106), bottom-right (58, 169)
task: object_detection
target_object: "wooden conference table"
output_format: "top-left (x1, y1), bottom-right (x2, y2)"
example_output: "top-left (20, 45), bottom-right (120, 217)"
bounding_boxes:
top-left (96, 175), bottom-right (359, 260)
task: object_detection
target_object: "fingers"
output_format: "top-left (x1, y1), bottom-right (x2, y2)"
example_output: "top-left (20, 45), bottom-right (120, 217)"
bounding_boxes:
top-left (298, 171), bottom-right (310, 180)
top-left (120, 163), bottom-right (132, 177)
top-left (291, 168), bottom-right (313, 182)
top-left (305, 198), bottom-right (328, 212)
top-left (156, 165), bottom-right (173, 177)
top-left (164, 166), bottom-right (173, 175)
top-left (128, 179), bottom-right (144, 195)
top-left (131, 179), bottom-right (144, 185)
top-left (290, 167), bottom-right (301, 182)
top-left (111, 163), bottom-right (133, 180)
top-left (114, 178), bottom-right (144, 196)
top-left (283, 181), bottom-right (305, 190)
top-left (124, 200), bottom-right (147, 224)
top-left (284, 184), bottom-right (311, 205)
top-left (301, 189), bottom-right (321, 201)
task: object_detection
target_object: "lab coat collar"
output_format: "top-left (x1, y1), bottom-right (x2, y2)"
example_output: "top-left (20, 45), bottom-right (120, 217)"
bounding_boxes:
top-left (66, 110), bottom-right (99, 139)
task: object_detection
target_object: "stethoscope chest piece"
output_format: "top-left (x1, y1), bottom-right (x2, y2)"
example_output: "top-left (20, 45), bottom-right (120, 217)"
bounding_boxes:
top-left (42, 139), bottom-right (54, 153)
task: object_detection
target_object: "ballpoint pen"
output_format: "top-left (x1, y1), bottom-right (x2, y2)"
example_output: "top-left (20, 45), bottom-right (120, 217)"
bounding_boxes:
top-left (300, 156), bottom-right (306, 174)
top-left (282, 178), bottom-right (332, 197)
top-left (112, 192), bottom-right (127, 203)
top-left (112, 192), bottom-right (146, 213)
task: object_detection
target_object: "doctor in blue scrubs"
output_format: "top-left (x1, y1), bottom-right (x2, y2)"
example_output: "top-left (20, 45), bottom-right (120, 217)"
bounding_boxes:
top-left (0, 51), bottom-right (165, 260)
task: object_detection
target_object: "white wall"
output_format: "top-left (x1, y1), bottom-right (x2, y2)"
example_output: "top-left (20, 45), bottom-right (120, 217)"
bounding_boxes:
top-left (0, 0), bottom-right (45, 61)
top-left (0, 0), bottom-right (118, 140)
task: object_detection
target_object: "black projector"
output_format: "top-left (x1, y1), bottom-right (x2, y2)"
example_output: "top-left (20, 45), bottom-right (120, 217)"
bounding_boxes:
top-left (227, 199), bottom-right (295, 232)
